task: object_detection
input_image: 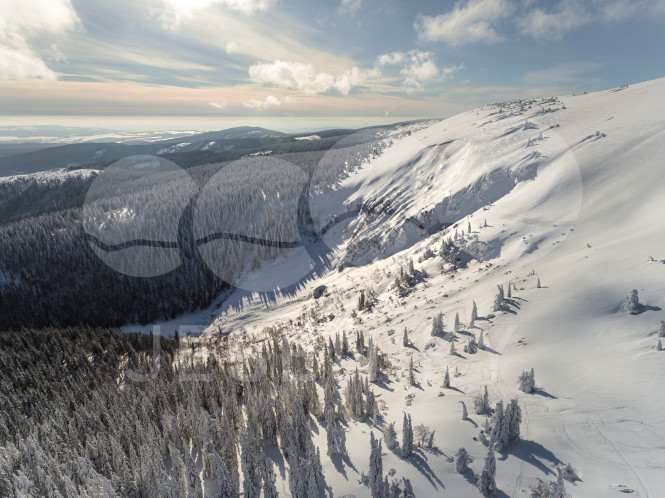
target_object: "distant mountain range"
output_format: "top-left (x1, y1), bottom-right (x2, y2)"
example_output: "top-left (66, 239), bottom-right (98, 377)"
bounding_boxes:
top-left (0, 126), bottom-right (357, 177)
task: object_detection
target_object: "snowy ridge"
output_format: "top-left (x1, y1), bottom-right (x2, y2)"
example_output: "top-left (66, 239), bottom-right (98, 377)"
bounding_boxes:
top-left (183, 78), bottom-right (665, 497)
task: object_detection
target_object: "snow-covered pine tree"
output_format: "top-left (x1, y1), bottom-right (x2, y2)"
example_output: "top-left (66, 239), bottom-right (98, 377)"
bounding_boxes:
top-left (211, 450), bottom-right (233, 498)
top-left (369, 432), bottom-right (383, 498)
top-left (478, 449), bottom-right (497, 496)
top-left (505, 399), bottom-right (522, 443)
top-left (408, 356), bottom-right (416, 386)
top-left (659, 321), bottom-right (665, 337)
top-left (403, 327), bottom-right (409, 347)
top-left (454, 312), bottom-right (461, 333)
top-left (474, 386), bottom-right (490, 415)
top-left (626, 289), bottom-right (641, 314)
top-left (443, 366), bottom-right (451, 388)
top-left (471, 301), bottom-right (478, 326)
top-left (492, 285), bottom-right (505, 311)
top-left (537, 278), bottom-right (541, 289)
top-left (432, 311), bottom-right (444, 336)
top-left (402, 413), bottom-right (413, 457)
top-left (369, 342), bottom-right (379, 383)
top-left (518, 368), bottom-right (536, 393)
top-left (657, 340), bottom-right (663, 351)
top-left (455, 447), bottom-right (472, 473)
top-left (261, 456), bottom-right (278, 498)
top-left (478, 330), bottom-right (485, 350)
top-left (507, 283), bottom-right (512, 298)
top-left (384, 422), bottom-right (398, 451)
top-left (550, 469), bottom-right (568, 498)
top-left (342, 330), bottom-right (349, 356)
top-left (459, 401), bottom-right (468, 420)
top-left (490, 401), bottom-right (508, 450)
top-left (329, 337), bottom-right (336, 362)
top-left (403, 478), bottom-right (415, 498)
top-left (468, 221), bottom-right (472, 234)
top-left (450, 339), bottom-right (456, 356)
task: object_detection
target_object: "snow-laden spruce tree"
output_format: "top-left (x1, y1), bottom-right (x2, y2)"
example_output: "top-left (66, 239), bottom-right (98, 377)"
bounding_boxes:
top-left (518, 368), bottom-right (536, 394)
top-left (455, 447), bottom-right (472, 473)
top-left (459, 400), bottom-right (468, 420)
top-left (450, 339), bottom-right (456, 356)
top-left (384, 422), bottom-right (399, 451)
top-left (403, 478), bottom-right (415, 498)
top-left (474, 385), bottom-right (490, 415)
top-left (369, 432), bottom-right (384, 498)
top-left (626, 289), bottom-right (641, 314)
top-left (490, 401), bottom-right (509, 450)
top-left (659, 321), bottom-right (665, 337)
top-left (342, 330), bottom-right (349, 356)
top-left (505, 399), bottom-right (522, 443)
top-left (454, 312), bottom-right (462, 333)
top-left (432, 311), bottom-right (444, 336)
top-left (403, 327), bottom-right (409, 346)
top-left (478, 330), bottom-right (485, 350)
top-left (369, 342), bottom-right (379, 383)
top-left (537, 278), bottom-right (541, 289)
top-left (443, 366), bottom-right (451, 388)
top-left (408, 356), bottom-right (416, 386)
top-left (478, 449), bottom-right (497, 496)
top-left (493, 285), bottom-right (505, 311)
top-left (550, 469), bottom-right (568, 498)
top-left (470, 301), bottom-right (478, 326)
top-left (402, 413), bottom-right (414, 457)
top-left (657, 340), bottom-right (662, 351)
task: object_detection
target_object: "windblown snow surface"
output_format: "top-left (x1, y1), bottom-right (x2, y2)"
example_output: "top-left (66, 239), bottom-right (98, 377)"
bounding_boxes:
top-left (137, 78), bottom-right (665, 496)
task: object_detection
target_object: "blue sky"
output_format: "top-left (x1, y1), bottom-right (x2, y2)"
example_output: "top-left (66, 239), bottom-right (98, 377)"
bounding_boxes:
top-left (1, 0), bottom-right (664, 129)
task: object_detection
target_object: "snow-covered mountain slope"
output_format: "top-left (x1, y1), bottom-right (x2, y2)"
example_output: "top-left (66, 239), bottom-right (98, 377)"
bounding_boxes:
top-left (139, 78), bottom-right (665, 497)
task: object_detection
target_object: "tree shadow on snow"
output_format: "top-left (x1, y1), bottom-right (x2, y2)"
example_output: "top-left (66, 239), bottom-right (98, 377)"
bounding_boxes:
top-left (331, 453), bottom-right (358, 480)
top-left (533, 388), bottom-right (557, 399)
top-left (408, 451), bottom-right (445, 490)
top-left (504, 439), bottom-right (562, 477)
top-left (461, 469), bottom-right (477, 486)
top-left (463, 417), bottom-right (478, 428)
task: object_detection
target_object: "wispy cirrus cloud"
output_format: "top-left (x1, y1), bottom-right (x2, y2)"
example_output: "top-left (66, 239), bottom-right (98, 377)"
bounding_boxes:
top-left (522, 62), bottom-right (604, 86)
top-left (338, 0), bottom-right (362, 16)
top-left (517, 0), bottom-right (665, 40)
top-left (415, 0), bottom-right (665, 46)
top-left (0, 0), bottom-right (80, 80)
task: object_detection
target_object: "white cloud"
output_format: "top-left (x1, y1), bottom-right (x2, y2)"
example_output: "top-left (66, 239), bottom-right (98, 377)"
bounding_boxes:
top-left (517, 1), bottom-right (589, 40)
top-left (248, 60), bottom-right (380, 95)
top-left (0, 0), bottom-right (80, 80)
top-left (243, 95), bottom-right (295, 110)
top-left (209, 101), bottom-right (228, 109)
top-left (164, 0), bottom-right (274, 20)
top-left (377, 50), bottom-right (463, 91)
top-left (339, 0), bottom-right (362, 16)
top-left (400, 52), bottom-right (439, 89)
top-left (414, 0), bottom-right (513, 46)
top-left (376, 52), bottom-right (405, 66)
